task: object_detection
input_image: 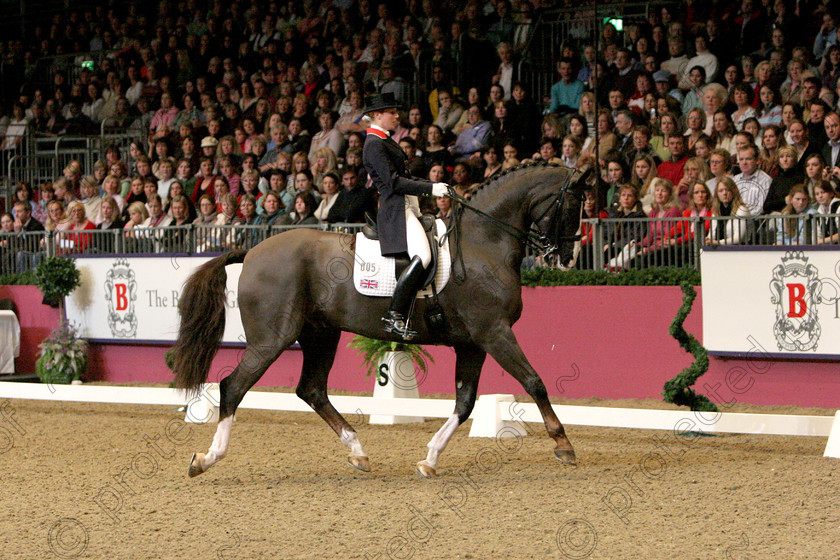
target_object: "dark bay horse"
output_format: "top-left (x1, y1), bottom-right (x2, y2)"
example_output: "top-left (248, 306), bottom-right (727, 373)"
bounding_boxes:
top-left (171, 161), bottom-right (591, 478)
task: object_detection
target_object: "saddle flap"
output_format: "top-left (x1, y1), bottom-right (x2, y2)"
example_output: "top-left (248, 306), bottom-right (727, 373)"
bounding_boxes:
top-left (353, 219), bottom-right (451, 298)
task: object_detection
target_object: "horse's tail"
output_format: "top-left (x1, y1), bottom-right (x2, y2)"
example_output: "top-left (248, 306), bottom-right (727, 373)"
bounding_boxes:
top-left (171, 250), bottom-right (248, 394)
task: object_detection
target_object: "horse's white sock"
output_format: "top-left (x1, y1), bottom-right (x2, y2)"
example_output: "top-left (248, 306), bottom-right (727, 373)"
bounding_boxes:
top-left (340, 428), bottom-right (367, 458)
top-left (423, 414), bottom-right (460, 469)
top-left (203, 416), bottom-right (233, 468)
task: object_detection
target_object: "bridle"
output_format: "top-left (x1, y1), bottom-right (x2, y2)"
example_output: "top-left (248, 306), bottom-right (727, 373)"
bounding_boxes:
top-left (444, 167), bottom-right (585, 259)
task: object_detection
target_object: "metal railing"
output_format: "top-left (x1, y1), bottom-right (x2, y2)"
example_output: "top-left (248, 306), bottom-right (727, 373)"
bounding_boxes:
top-left (2, 128), bottom-right (144, 212)
top-left (520, 2), bottom-right (651, 103)
top-left (3, 215), bottom-right (838, 277)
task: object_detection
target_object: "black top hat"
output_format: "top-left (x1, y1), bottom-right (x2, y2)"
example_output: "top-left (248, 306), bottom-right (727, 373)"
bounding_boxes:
top-left (361, 92), bottom-right (401, 115)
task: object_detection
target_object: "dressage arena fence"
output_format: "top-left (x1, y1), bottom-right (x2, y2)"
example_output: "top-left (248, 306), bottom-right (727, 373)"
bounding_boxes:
top-left (3, 213), bottom-right (840, 276)
top-left (2, 382), bottom-right (839, 459)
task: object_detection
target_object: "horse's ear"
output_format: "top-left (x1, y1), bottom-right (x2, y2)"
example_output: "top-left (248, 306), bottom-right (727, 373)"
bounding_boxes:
top-left (572, 166), bottom-right (596, 191)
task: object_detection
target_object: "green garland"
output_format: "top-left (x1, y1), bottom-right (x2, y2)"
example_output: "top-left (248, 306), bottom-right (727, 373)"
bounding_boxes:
top-left (662, 283), bottom-right (718, 412)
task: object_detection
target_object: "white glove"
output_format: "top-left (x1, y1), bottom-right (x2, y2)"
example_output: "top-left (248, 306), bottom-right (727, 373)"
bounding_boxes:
top-left (431, 182), bottom-right (450, 197)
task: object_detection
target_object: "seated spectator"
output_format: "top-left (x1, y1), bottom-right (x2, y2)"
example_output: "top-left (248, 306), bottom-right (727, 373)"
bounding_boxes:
top-left (97, 197), bottom-right (125, 230)
top-left (734, 144), bottom-right (772, 215)
top-left (630, 154), bottom-right (658, 213)
top-left (421, 125), bottom-right (453, 172)
top-left (313, 172), bottom-right (341, 222)
top-left (624, 125), bottom-right (661, 168)
top-left (708, 177), bottom-right (751, 245)
top-left (193, 193), bottom-right (218, 240)
top-left (684, 108), bottom-right (707, 153)
top-left (483, 146), bottom-right (504, 180)
top-left (239, 194), bottom-right (259, 225)
top-left (788, 118), bottom-right (819, 170)
top-left (534, 137), bottom-right (559, 162)
top-left (433, 90), bottom-right (463, 133)
top-left (310, 147), bottom-right (338, 188)
top-left (677, 157), bottom-right (712, 208)
top-left (450, 105), bottom-right (492, 161)
top-left (217, 156), bottom-right (241, 197)
top-left (657, 134), bottom-right (689, 186)
top-left (604, 157), bottom-right (629, 209)
top-left (775, 186), bottom-right (815, 245)
top-left (764, 146), bottom-right (803, 213)
top-left (45, 200), bottom-right (70, 232)
top-left (702, 83), bottom-right (729, 136)
top-left (814, 182), bottom-right (840, 244)
top-left (12, 199), bottom-right (44, 232)
top-left (286, 170), bottom-right (320, 215)
top-left (757, 84), bottom-right (783, 127)
top-left (604, 184), bottom-right (647, 267)
top-left (634, 178), bottom-right (683, 266)
top-left (731, 83), bottom-right (757, 131)
top-left (255, 191), bottom-right (285, 226)
top-left (677, 182), bottom-right (714, 244)
top-left (592, 109), bottom-right (618, 164)
top-left (57, 201), bottom-right (95, 255)
top-left (308, 111), bottom-right (344, 162)
top-left (78, 177), bottom-right (102, 224)
top-left (549, 57), bottom-right (585, 115)
top-left (288, 192), bottom-right (319, 225)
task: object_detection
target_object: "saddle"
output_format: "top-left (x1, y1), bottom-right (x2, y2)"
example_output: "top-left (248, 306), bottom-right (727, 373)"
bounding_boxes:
top-left (353, 214), bottom-right (451, 298)
top-left (362, 213), bottom-right (438, 289)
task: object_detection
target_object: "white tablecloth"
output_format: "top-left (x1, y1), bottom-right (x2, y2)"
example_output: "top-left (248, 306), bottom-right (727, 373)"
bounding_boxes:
top-left (0, 310), bottom-right (21, 374)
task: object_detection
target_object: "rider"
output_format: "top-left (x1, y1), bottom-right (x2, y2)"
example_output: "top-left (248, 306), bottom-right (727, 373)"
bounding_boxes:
top-left (361, 93), bottom-right (450, 339)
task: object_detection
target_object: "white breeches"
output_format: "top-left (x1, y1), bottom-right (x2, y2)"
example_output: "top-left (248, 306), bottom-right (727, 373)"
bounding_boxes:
top-left (405, 197), bottom-right (431, 268)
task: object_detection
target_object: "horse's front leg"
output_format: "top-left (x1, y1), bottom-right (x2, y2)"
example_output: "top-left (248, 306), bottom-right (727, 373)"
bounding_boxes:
top-left (479, 325), bottom-right (576, 466)
top-left (417, 343), bottom-right (486, 478)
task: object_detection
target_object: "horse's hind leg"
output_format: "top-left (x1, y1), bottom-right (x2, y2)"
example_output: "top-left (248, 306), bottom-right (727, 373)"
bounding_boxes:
top-left (188, 331), bottom-right (298, 477)
top-left (296, 323), bottom-right (370, 472)
top-left (479, 325), bottom-right (576, 466)
top-left (417, 343), bottom-right (486, 478)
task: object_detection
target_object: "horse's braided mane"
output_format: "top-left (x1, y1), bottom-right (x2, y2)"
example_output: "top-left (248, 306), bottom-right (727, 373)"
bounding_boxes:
top-left (467, 159), bottom-right (575, 200)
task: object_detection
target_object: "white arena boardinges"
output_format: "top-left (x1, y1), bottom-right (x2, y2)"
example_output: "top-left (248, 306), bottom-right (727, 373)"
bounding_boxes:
top-left (64, 256), bottom-right (244, 343)
top-left (701, 247), bottom-right (840, 359)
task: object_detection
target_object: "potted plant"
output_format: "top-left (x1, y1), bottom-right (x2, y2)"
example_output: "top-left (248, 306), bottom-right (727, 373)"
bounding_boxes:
top-left (348, 336), bottom-right (433, 424)
top-left (33, 257), bottom-right (87, 384)
top-left (36, 322), bottom-right (88, 385)
top-left (33, 256), bottom-right (81, 309)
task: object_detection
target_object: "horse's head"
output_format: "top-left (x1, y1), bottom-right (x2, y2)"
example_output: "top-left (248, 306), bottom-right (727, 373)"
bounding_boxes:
top-left (532, 165), bottom-right (594, 270)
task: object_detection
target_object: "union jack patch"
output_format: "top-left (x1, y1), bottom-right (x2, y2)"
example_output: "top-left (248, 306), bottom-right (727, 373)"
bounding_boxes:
top-left (360, 279), bottom-right (379, 289)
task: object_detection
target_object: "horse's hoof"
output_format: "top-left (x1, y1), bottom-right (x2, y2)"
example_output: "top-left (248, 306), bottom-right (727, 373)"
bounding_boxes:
top-left (348, 455), bottom-right (371, 472)
top-left (416, 461), bottom-right (437, 478)
top-left (188, 453), bottom-right (206, 478)
top-left (554, 448), bottom-right (577, 466)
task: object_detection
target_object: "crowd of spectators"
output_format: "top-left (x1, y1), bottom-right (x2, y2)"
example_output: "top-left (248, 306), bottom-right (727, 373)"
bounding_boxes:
top-left (1, 0), bottom-right (840, 271)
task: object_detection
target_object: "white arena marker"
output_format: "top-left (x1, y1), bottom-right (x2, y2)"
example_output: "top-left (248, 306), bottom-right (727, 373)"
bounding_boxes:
top-left (185, 384), bottom-right (220, 424)
top-left (468, 394), bottom-right (527, 438)
top-left (368, 352), bottom-right (424, 425)
top-left (823, 411), bottom-right (840, 459)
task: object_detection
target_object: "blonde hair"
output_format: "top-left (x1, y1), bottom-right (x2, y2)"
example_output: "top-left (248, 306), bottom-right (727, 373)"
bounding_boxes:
top-left (649, 178), bottom-right (679, 212)
top-left (712, 177), bottom-right (746, 215)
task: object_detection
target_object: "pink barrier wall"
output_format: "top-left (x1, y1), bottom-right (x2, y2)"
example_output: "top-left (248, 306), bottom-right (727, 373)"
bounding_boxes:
top-left (0, 286), bottom-right (61, 373)
top-left (4, 285), bottom-right (838, 407)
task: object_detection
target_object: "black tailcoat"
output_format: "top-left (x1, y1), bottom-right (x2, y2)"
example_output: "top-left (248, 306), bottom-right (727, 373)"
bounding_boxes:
top-left (363, 130), bottom-right (433, 255)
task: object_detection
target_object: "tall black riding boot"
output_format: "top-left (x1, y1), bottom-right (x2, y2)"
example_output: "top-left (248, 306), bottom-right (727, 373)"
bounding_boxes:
top-left (382, 255), bottom-right (426, 340)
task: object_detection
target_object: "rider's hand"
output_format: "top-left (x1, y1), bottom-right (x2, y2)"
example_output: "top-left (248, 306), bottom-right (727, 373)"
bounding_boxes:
top-left (431, 183), bottom-right (450, 197)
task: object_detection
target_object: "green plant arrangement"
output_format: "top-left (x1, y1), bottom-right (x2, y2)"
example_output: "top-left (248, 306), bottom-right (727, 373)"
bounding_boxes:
top-left (348, 336), bottom-right (433, 382)
top-left (662, 283), bottom-right (718, 412)
top-left (36, 321), bottom-right (88, 384)
top-left (522, 266), bottom-right (701, 287)
top-left (33, 256), bottom-right (82, 308)
top-left (33, 257), bottom-right (88, 384)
